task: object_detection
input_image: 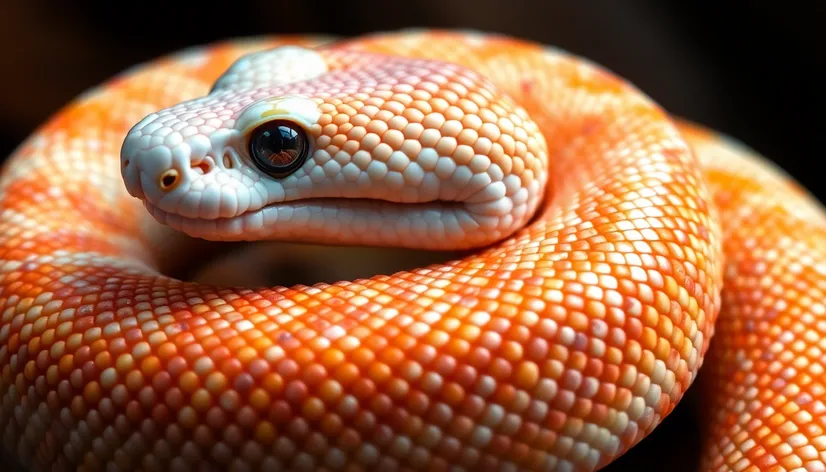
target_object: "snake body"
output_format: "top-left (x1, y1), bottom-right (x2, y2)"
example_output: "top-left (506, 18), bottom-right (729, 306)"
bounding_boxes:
top-left (1, 30), bottom-right (825, 471)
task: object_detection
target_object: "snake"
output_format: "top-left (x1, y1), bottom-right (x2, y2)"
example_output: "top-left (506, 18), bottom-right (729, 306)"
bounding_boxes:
top-left (1, 29), bottom-right (825, 472)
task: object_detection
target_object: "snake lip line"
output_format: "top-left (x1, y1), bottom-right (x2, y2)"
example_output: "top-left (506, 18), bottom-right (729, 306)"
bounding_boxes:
top-left (141, 197), bottom-right (479, 242)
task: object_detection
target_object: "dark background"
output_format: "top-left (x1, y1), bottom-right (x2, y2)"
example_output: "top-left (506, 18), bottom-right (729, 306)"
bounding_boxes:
top-left (0, 1), bottom-right (823, 471)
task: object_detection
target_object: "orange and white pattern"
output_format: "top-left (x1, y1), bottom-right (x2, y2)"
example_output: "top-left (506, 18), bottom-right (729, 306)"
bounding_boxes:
top-left (0, 29), bottom-right (823, 471)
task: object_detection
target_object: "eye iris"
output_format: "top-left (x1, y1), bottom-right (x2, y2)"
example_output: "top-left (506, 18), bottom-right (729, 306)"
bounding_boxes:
top-left (249, 121), bottom-right (308, 176)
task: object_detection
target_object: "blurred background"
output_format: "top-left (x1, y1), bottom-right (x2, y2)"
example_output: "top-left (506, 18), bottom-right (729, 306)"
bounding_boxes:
top-left (0, 1), bottom-right (823, 471)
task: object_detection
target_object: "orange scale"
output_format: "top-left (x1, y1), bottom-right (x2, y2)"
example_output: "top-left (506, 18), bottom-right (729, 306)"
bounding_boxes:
top-left (21, 359), bottom-right (37, 382)
top-left (155, 341), bottom-right (177, 361)
top-left (567, 353), bottom-right (590, 375)
top-left (162, 356), bottom-right (187, 379)
top-left (486, 434), bottom-right (513, 457)
top-left (501, 340), bottom-right (526, 363)
top-left (336, 427), bottom-right (362, 452)
top-left (441, 382), bottom-right (466, 407)
top-left (444, 338), bottom-right (471, 359)
top-left (92, 350), bottom-right (113, 372)
top-left (332, 363), bottom-right (360, 386)
top-left (219, 358), bottom-right (245, 379)
top-left (178, 371), bottom-right (201, 394)
top-left (376, 321), bottom-right (401, 338)
top-left (68, 395), bottom-right (89, 419)
top-left (405, 391), bottom-right (430, 416)
top-left (27, 336), bottom-right (44, 359)
top-left (433, 355), bottom-right (458, 378)
top-left (367, 393), bottom-right (394, 417)
top-left (445, 415), bottom-right (474, 440)
top-left (300, 363), bottom-right (327, 386)
top-left (363, 335), bottom-right (389, 353)
top-left (375, 346), bottom-right (404, 368)
top-left (181, 341), bottom-right (211, 361)
top-left (221, 335), bottom-right (248, 354)
top-left (492, 384), bottom-right (518, 409)
top-left (365, 363), bottom-right (391, 386)
top-left (319, 349), bottom-right (346, 369)
top-left (249, 336), bottom-right (273, 352)
top-left (505, 441), bottom-right (533, 464)
top-left (351, 378), bottom-right (377, 401)
top-left (349, 347), bottom-right (376, 368)
top-left (452, 365), bottom-right (478, 388)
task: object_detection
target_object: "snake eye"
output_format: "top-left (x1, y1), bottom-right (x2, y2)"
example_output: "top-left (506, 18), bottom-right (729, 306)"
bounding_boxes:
top-left (248, 120), bottom-right (309, 178)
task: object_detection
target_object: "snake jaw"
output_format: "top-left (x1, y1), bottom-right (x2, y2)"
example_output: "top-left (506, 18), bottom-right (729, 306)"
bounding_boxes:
top-left (141, 197), bottom-right (500, 249)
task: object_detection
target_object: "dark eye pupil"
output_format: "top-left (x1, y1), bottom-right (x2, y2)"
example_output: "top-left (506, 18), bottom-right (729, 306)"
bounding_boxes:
top-left (255, 127), bottom-right (299, 164)
top-left (249, 121), bottom-right (308, 177)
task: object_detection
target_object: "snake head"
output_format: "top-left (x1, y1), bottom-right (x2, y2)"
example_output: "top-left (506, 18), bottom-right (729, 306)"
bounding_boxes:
top-left (120, 45), bottom-right (548, 250)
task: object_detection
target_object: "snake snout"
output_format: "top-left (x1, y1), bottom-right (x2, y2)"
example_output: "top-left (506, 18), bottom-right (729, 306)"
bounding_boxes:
top-left (121, 136), bottom-right (193, 204)
top-left (120, 143), bottom-right (146, 200)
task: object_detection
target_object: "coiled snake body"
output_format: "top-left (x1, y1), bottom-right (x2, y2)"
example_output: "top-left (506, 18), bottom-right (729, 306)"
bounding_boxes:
top-left (1, 30), bottom-right (825, 471)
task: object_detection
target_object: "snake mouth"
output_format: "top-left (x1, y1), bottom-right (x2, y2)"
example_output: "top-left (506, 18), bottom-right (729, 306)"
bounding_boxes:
top-left (142, 197), bottom-right (496, 249)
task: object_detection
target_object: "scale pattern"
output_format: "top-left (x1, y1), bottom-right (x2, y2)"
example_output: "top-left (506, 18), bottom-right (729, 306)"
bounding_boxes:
top-left (0, 30), bottom-right (823, 472)
top-left (680, 124), bottom-right (826, 471)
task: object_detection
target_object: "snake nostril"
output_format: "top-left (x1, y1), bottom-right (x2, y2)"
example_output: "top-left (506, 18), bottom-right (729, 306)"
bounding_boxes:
top-left (123, 159), bottom-right (130, 168)
top-left (159, 169), bottom-right (180, 190)
top-left (223, 152), bottom-right (234, 169)
top-left (191, 159), bottom-right (213, 175)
